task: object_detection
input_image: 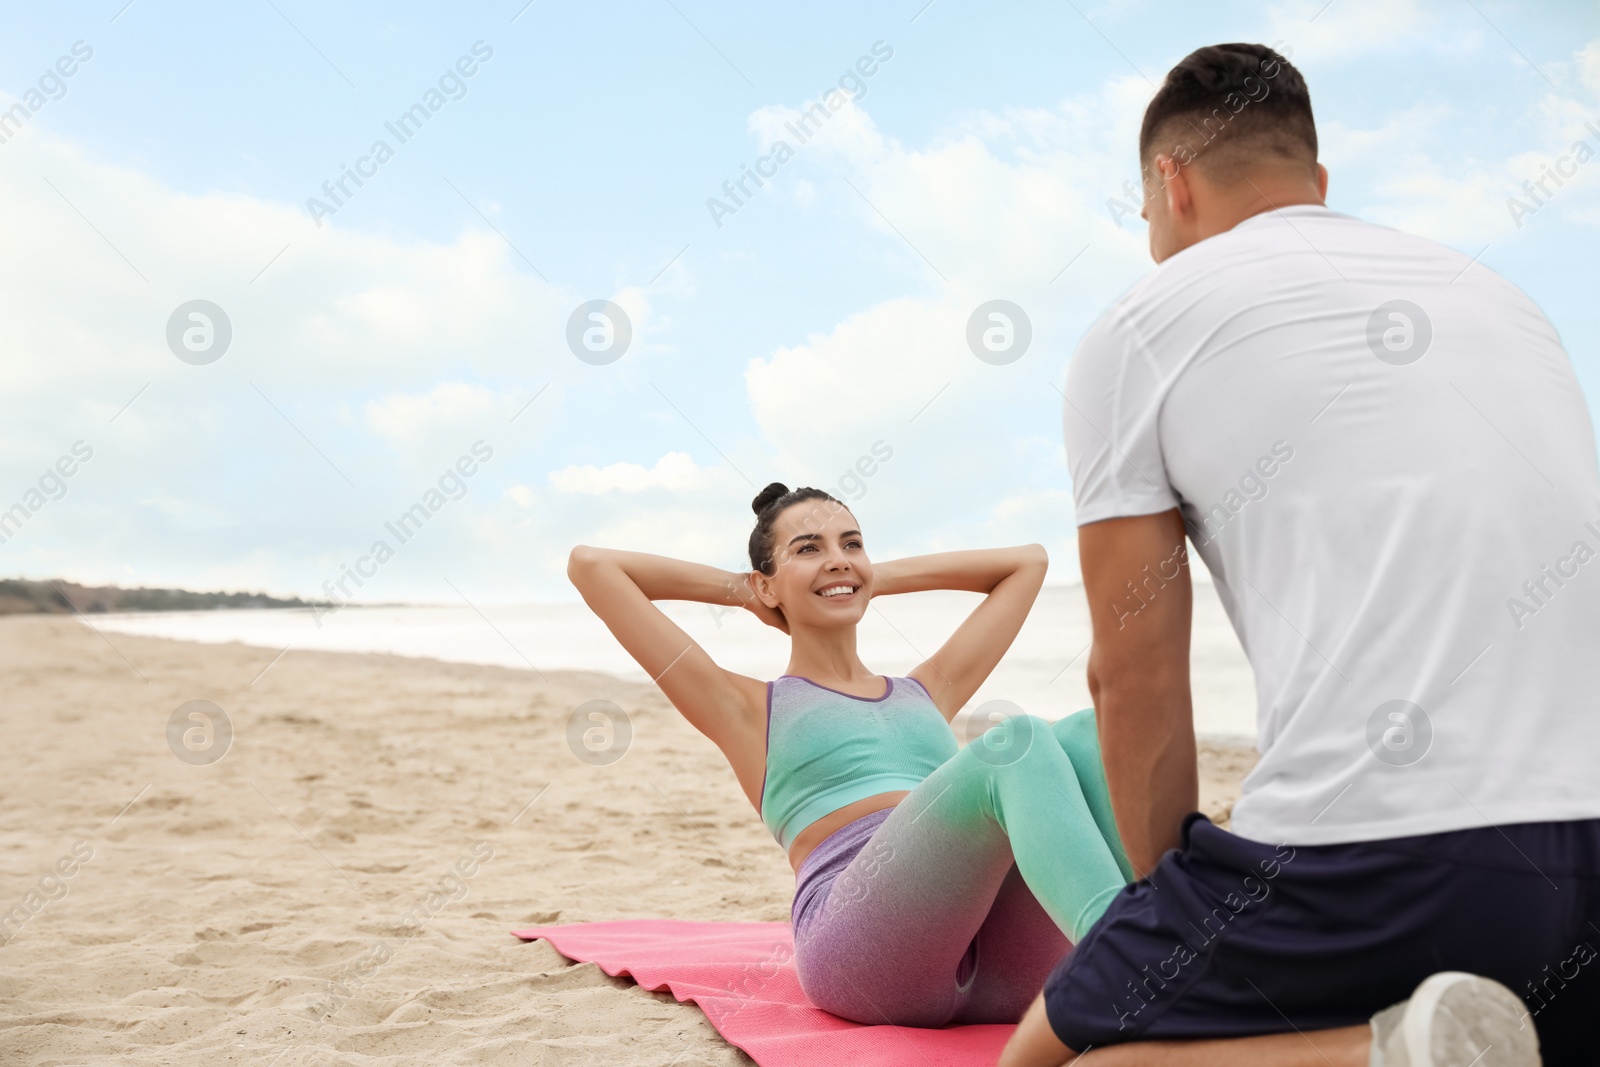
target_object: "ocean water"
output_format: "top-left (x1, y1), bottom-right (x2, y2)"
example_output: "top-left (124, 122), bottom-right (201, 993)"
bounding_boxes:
top-left (89, 583), bottom-right (1259, 739)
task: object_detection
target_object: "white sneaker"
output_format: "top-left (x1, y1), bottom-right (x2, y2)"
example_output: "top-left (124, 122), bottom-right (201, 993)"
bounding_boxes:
top-left (1370, 972), bottom-right (1540, 1067)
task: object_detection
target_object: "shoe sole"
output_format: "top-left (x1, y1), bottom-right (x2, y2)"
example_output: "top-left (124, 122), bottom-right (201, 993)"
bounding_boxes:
top-left (1400, 971), bottom-right (1540, 1067)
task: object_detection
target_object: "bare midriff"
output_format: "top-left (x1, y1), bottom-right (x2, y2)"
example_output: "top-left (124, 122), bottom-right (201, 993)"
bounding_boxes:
top-left (785, 790), bottom-right (910, 873)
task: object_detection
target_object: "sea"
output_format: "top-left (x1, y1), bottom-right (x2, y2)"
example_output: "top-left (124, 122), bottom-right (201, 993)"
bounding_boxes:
top-left (89, 582), bottom-right (1259, 739)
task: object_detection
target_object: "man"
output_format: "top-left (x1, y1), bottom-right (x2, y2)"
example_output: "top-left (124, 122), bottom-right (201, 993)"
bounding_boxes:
top-left (1000, 43), bottom-right (1600, 1067)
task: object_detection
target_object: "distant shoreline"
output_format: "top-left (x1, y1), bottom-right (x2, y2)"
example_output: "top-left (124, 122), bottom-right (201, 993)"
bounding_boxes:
top-left (0, 576), bottom-right (1212, 617)
top-left (0, 577), bottom-right (335, 616)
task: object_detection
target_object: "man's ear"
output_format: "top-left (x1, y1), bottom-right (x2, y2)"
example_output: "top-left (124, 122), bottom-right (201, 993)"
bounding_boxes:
top-left (1315, 162), bottom-right (1329, 199)
top-left (1156, 152), bottom-right (1193, 221)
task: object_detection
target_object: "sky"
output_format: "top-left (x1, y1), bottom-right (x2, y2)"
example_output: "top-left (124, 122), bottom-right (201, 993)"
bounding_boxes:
top-left (1, 0), bottom-right (1597, 604)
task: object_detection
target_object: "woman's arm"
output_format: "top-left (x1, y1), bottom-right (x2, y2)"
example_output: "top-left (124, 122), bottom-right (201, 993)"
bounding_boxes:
top-left (613, 550), bottom-right (789, 633)
top-left (882, 545), bottom-right (1048, 720)
top-left (567, 547), bottom-right (771, 749)
top-left (872, 548), bottom-right (1044, 597)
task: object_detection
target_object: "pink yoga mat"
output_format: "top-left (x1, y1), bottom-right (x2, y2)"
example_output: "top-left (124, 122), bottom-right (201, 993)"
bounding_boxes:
top-left (512, 920), bottom-right (1013, 1065)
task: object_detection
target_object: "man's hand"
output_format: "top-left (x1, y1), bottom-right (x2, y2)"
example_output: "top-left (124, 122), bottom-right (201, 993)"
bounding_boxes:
top-left (1078, 509), bottom-right (1197, 877)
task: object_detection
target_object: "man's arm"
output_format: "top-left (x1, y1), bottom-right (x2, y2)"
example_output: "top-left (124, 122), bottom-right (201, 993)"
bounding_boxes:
top-left (1078, 508), bottom-right (1196, 877)
top-left (998, 992), bottom-right (1076, 1067)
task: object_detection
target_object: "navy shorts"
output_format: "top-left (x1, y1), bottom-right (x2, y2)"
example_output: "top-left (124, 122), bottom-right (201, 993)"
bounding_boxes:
top-left (1043, 813), bottom-right (1600, 1066)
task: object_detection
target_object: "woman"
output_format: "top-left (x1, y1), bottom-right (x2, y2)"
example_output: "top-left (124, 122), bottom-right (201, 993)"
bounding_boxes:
top-left (567, 483), bottom-right (1134, 1026)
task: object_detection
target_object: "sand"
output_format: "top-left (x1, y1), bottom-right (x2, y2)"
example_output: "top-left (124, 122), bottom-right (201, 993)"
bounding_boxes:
top-left (0, 615), bottom-right (1255, 1066)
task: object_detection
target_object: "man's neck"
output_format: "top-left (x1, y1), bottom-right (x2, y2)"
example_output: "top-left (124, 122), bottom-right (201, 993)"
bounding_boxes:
top-left (1198, 179), bottom-right (1325, 243)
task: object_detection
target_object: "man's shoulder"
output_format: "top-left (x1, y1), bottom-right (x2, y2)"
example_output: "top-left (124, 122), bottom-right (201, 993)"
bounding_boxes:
top-left (1111, 207), bottom-right (1517, 317)
top-left (1073, 207), bottom-right (1540, 378)
top-left (1164, 205), bottom-right (1393, 273)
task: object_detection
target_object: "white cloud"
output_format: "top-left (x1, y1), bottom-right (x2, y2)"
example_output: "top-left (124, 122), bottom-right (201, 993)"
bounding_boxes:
top-left (746, 296), bottom-right (965, 455)
top-left (1581, 39), bottom-right (1600, 94)
top-left (0, 117), bottom-right (591, 597)
top-left (736, 38), bottom-right (1600, 566)
top-left (0, 130), bottom-right (581, 423)
top-left (363, 382), bottom-right (513, 444)
top-left (8, 21), bottom-right (1596, 604)
top-left (1332, 36), bottom-right (1600, 242)
top-left (748, 86), bottom-right (1152, 293)
top-left (740, 79), bottom-right (1155, 519)
top-left (1265, 0), bottom-right (1481, 65)
top-left (549, 452), bottom-right (708, 494)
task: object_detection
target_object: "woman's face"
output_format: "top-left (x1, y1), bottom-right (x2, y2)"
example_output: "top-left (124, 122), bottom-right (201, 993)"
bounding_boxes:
top-left (755, 498), bottom-right (872, 627)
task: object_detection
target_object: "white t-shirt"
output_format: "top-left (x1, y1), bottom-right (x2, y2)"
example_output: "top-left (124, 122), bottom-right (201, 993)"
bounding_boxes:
top-left (1065, 203), bottom-right (1600, 846)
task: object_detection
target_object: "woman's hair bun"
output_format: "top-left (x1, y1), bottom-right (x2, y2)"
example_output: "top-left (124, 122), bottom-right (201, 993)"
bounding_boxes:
top-left (752, 482), bottom-right (789, 515)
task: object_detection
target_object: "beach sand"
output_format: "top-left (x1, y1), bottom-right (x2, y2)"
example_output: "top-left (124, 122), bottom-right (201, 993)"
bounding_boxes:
top-left (0, 615), bottom-right (1255, 1065)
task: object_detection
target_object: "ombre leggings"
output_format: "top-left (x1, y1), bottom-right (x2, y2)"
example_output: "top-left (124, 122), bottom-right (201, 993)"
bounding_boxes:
top-left (789, 709), bottom-right (1134, 1026)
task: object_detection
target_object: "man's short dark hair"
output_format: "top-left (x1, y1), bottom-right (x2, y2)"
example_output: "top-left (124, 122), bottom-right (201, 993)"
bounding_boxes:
top-left (1139, 43), bottom-right (1317, 181)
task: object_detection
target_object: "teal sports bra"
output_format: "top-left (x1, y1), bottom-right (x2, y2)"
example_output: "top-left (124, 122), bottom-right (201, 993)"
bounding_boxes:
top-left (759, 674), bottom-right (958, 852)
